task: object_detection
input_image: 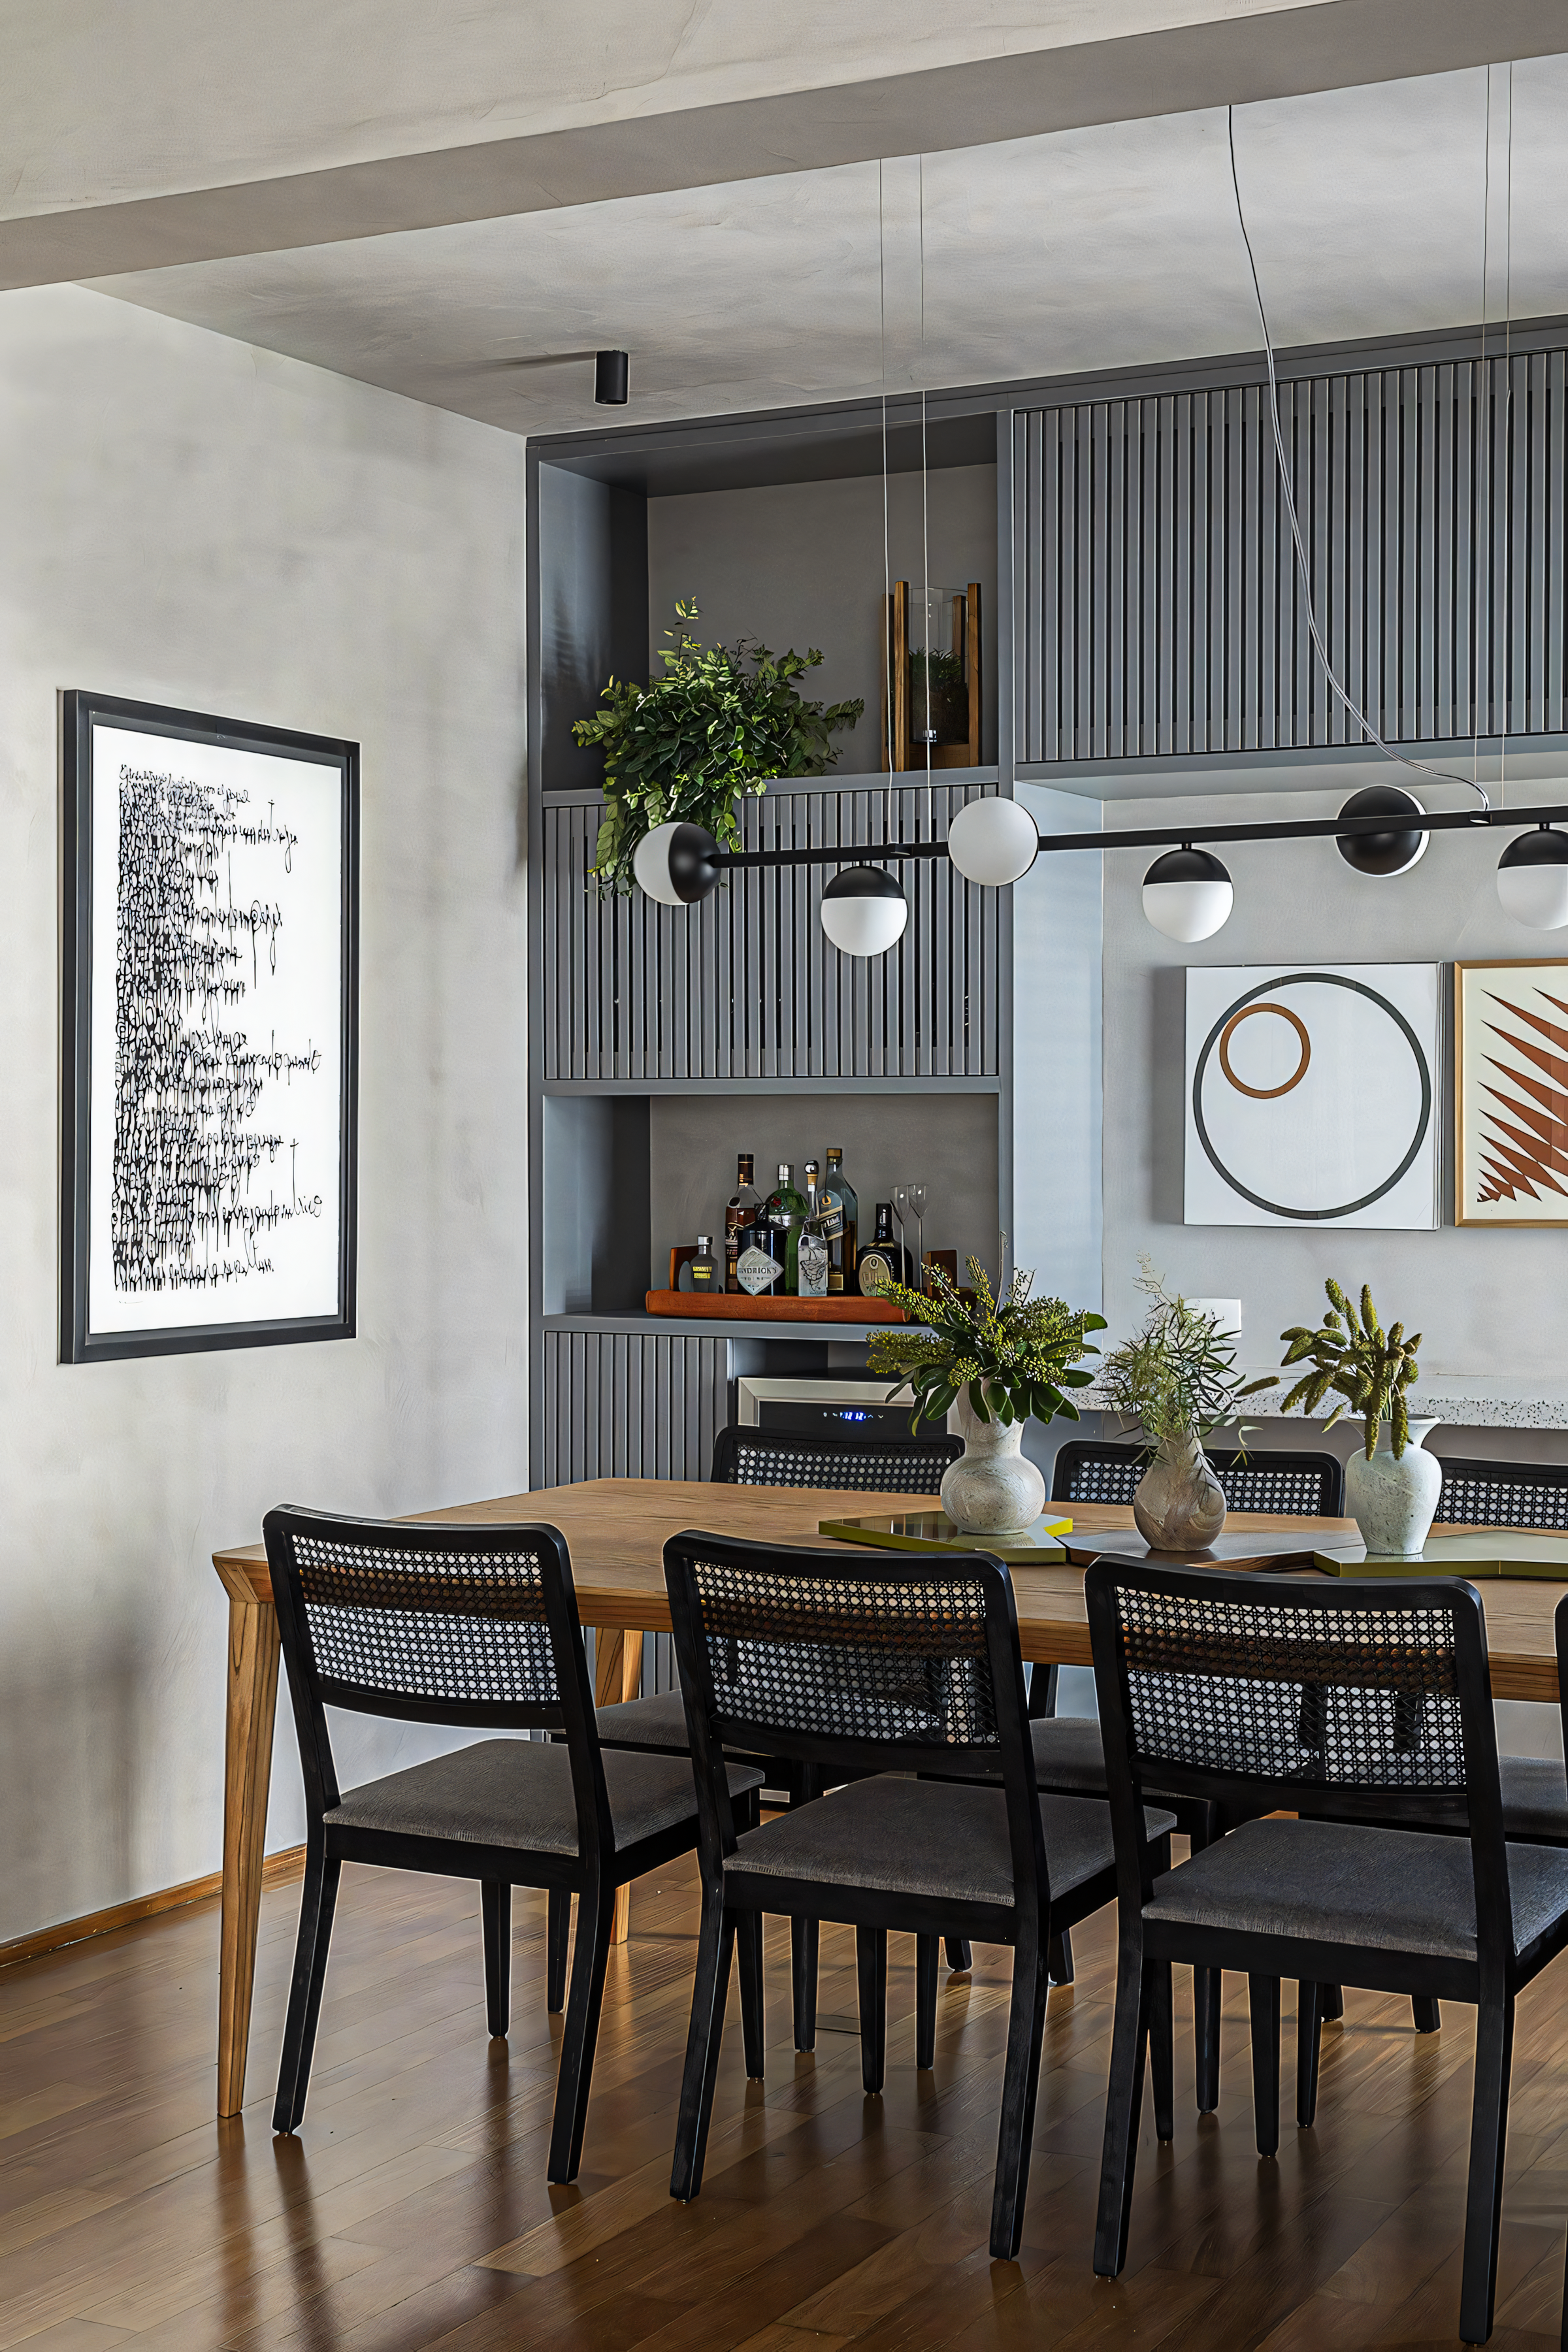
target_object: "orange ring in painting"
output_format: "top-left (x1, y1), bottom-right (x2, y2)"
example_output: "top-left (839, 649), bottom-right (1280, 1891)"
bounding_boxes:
top-left (1218, 1002), bottom-right (1312, 1098)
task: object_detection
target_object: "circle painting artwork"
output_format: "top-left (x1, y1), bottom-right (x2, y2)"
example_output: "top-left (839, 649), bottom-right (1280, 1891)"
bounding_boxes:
top-left (1184, 966), bottom-right (1438, 1228)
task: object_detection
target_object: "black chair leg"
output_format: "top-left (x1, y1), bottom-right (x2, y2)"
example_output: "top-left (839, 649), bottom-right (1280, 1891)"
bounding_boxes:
top-left (273, 1846), bottom-right (342, 2134)
top-left (482, 1880), bottom-right (510, 2038)
top-left (546, 1877), bottom-right (616, 2185)
top-left (1296, 1981), bottom-right (1322, 2129)
top-left (1194, 1968), bottom-right (1221, 2113)
top-left (546, 1887), bottom-right (570, 2014)
top-left (945, 1938), bottom-right (973, 1972)
top-left (1047, 1929), bottom-right (1074, 1985)
top-left (738, 1910), bottom-right (765, 2080)
top-left (1459, 1991), bottom-right (1515, 2348)
top-left (857, 1926), bottom-right (887, 2095)
top-left (915, 1933), bottom-right (939, 2069)
top-left (1093, 1940), bottom-right (1152, 2277)
top-left (1249, 1974), bottom-right (1281, 2158)
top-left (670, 1895), bottom-right (736, 2202)
top-left (1027, 1661), bottom-right (1060, 1718)
top-left (1413, 1995), bottom-right (1441, 2034)
top-left (1320, 1980), bottom-right (1345, 2021)
top-left (791, 1917), bottom-right (818, 2051)
top-left (1151, 1960), bottom-right (1174, 2144)
top-left (989, 1918), bottom-right (1051, 2262)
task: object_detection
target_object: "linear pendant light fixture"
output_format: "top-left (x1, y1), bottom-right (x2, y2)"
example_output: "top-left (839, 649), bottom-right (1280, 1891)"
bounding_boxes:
top-left (640, 74), bottom-right (1567, 953)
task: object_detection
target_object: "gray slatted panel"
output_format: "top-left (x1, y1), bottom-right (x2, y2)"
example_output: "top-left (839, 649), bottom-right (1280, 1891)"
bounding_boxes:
top-left (540, 1330), bottom-right (727, 1489)
top-left (541, 781), bottom-right (1000, 1081)
top-left (1017, 351), bottom-right (1568, 762)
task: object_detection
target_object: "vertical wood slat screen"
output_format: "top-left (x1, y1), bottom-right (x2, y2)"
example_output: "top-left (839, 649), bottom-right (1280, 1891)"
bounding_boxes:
top-left (1015, 350), bottom-right (1568, 762)
top-left (542, 780), bottom-right (1000, 1082)
top-left (540, 1330), bottom-right (728, 1488)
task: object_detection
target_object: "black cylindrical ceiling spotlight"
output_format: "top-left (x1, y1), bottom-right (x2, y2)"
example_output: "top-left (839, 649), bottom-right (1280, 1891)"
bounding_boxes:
top-left (1141, 845), bottom-right (1233, 942)
top-left (594, 349), bottom-right (629, 404)
top-left (1336, 783), bottom-right (1427, 876)
top-left (1497, 823), bottom-right (1568, 930)
top-left (819, 864), bottom-right (908, 957)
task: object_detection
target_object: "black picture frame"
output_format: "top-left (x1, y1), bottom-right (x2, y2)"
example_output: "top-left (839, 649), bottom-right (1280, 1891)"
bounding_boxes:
top-left (61, 690), bottom-right (359, 1364)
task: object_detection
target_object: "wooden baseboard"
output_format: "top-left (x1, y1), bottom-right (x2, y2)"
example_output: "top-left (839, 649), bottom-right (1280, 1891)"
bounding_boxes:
top-left (0, 1845), bottom-right (306, 1972)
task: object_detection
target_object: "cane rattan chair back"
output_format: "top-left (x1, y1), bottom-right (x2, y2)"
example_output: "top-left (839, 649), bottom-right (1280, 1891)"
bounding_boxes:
top-left (710, 1424), bottom-right (960, 1494)
top-left (664, 1530), bottom-right (1043, 1890)
top-left (265, 1505), bottom-right (600, 1825)
top-left (1053, 1439), bottom-right (1343, 1517)
top-left (1086, 1560), bottom-right (1507, 1933)
top-left (1439, 1456), bottom-right (1568, 1533)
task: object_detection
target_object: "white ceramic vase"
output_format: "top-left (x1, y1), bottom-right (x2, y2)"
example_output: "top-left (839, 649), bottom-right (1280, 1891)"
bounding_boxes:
top-left (941, 1389), bottom-right (1047, 1537)
top-left (1343, 1418), bottom-right (1442, 1558)
top-left (1133, 1430), bottom-right (1227, 1552)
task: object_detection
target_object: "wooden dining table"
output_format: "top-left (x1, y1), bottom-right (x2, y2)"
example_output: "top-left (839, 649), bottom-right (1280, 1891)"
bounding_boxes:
top-left (209, 1476), bottom-right (1568, 2117)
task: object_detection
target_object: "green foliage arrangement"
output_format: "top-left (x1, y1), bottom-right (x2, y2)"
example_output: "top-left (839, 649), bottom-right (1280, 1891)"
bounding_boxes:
top-left (866, 1251), bottom-right (1106, 1433)
top-left (1099, 1260), bottom-right (1277, 1446)
top-left (1279, 1279), bottom-right (1422, 1458)
top-left (574, 600), bottom-right (864, 896)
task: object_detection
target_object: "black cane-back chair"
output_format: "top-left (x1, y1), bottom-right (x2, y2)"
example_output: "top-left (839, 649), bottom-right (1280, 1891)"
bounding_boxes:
top-left (1086, 1559), bottom-right (1568, 2347)
top-left (1051, 1438), bottom-right (1343, 1518)
top-left (263, 1506), bottom-right (764, 2181)
top-left (663, 1531), bottom-right (1175, 2261)
top-left (710, 1423), bottom-right (961, 1493)
top-left (1439, 1455), bottom-right (1568, 1533)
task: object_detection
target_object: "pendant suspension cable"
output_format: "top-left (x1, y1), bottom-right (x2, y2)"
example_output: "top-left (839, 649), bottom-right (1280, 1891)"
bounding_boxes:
top-left (879, 160), bottom-right (894, 785)
top-left (1226, 103), bottom-right (1490, 809)
top-left (1499, 60), bottom-right (1515, 805)
top-left (919, 154), bottom-right (932, 786)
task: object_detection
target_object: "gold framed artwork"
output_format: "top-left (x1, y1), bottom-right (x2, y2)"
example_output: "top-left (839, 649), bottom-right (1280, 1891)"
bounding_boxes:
top-left (1454, 959), bottom-right (1568, 1226)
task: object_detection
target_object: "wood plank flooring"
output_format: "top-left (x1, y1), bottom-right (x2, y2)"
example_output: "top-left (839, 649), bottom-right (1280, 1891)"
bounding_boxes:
top-left (1, 1846), bottom-right (1566, 2350)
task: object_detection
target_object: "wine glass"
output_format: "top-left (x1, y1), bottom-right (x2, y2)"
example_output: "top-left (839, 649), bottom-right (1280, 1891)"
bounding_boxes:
top-left (906, 1181), bottom-right (928, 1289)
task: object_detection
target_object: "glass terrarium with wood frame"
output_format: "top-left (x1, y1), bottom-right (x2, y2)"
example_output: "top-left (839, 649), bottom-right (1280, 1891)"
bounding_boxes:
top-left (881, 581), bottom-right (981, 770)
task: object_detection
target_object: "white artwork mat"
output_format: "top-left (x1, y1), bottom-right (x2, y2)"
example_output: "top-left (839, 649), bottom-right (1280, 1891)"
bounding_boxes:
top-left (1184, 962), bottom-right (1439, 1230)
top-left (85, 721), bottom-right (346, 1334)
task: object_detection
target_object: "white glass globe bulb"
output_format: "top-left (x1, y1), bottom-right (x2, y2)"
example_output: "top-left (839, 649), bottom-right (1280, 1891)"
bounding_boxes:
top-left (1497, 827), bottom-right (1568, 930)
top-left (820, 866), bottom-right (908, 957)
top-left (946, 796), bottom-right (1039, 887)
top-left (1141, 847), bottom-right (1234, 943)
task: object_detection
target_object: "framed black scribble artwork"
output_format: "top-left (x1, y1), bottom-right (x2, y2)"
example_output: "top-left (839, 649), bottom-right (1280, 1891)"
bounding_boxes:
top-left (61, 691), bottom-right (359, 1362)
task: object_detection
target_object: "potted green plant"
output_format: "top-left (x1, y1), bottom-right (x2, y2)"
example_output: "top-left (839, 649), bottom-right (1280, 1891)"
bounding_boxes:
top-left (1279, 1280), bottom-right (1438, 1556)
top-left (573, 599), bottom-right (864, 896)
top-left (867, 1253), bottom-right (1105, 1535)
top-left (1098, 1263), bottom-right (1277, 1550)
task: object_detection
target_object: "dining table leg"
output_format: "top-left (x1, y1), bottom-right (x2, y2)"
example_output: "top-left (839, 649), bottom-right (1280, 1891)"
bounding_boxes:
top-left (218, 1591), bottom-right (281, 2117)
top-left (593, 1629), bottom-right (645, 1944)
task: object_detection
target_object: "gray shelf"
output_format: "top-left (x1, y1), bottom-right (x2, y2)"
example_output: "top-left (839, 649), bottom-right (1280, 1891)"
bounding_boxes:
top-left (541, 765), bottom-right (999, 805)
top-left (542, 1311), bottom-right (896, 1340)
top-left (542, 1075), bottom-right (1002, 1096)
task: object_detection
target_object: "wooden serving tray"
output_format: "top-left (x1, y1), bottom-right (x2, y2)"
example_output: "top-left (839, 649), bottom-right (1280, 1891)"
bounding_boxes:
top-left (645, 1289), bottom-right (906, 1324)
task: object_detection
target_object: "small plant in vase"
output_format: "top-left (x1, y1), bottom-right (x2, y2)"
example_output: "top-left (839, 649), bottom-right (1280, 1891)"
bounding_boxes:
top-left (868, 1254), bottom-right (1105, 1536)
top-left (1279, 1280), bottom-right (1438, 1556)
top-left (1099, 1263), bottom-right (1277, 1551)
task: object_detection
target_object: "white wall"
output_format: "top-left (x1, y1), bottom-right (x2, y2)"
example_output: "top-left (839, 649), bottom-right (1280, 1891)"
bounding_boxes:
top-left (0, 285), bottom-right (529, 1940)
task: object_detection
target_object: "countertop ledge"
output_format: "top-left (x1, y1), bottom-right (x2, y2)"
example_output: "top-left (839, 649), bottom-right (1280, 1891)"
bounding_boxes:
top-left (1084, 1375), bottom-right (1568, 1433)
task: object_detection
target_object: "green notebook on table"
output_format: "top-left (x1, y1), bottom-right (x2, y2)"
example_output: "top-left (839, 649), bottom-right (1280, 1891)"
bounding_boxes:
top-left (1315, 1531), bottom-right (1568, 1581)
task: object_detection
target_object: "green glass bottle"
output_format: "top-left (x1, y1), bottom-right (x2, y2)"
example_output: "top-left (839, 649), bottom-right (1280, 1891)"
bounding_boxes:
top-left (764, 1160), bottom-right (808, 1295)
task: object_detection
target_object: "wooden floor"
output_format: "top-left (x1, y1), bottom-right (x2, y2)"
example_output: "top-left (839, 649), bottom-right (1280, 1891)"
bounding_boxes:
top-left (3, 1852), bottom-right (1568, 2352)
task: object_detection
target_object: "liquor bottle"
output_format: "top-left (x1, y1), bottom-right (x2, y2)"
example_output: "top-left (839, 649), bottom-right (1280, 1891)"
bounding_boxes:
top-left (819, 1147), bottom-right (857, 1294)
top-left (856, 1201), bottom-right (914, 1297)
top-left (689, 1236), bottom-right (719, 1292)
top-left (797, 1162), bottom-right (830, 1298)
top-left (725, 1153), bottom-right (763, 1293)
top-left (764, 1160), bottom-right (808, 1294)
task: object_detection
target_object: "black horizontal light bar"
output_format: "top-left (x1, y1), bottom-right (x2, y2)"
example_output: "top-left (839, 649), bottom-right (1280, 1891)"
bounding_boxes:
top-left (709, 801), bottom-right (1568, 872)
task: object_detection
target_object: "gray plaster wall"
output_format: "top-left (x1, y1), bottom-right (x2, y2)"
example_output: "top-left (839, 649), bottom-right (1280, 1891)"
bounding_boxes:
top-left (645, 465), bottom-right (998, 770)
top-left (0, 286), bottom-right (529, 1940)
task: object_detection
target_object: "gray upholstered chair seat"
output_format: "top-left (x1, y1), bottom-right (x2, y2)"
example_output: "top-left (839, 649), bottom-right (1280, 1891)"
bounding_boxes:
top-left (327, 1738), bottom-right (763, 1856)
top-left (595, 1689), bottom-right (691, 1753)
top-left (723, 1774), bottom-right (1173, 1909)
top-left (1146, 1816), bottom-right (1568, 1961)
top-left (1499, 1754), bottom-right (1568, 1840)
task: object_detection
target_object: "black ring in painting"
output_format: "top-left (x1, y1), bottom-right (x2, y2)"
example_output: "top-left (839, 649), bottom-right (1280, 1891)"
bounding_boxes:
top-left (1192, 972), bottom-right (1432, 1220)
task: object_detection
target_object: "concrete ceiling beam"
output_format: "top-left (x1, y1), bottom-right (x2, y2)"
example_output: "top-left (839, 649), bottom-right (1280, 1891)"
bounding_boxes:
top-left (3, 0), bottom-right (1563, 291)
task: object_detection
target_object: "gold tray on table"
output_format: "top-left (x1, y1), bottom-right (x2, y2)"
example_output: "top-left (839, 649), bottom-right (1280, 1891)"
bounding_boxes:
top-left (1315, 1531), bottom-right (1568, 1580)
top-left (818, 1509), bottom-right (1073, 1565)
